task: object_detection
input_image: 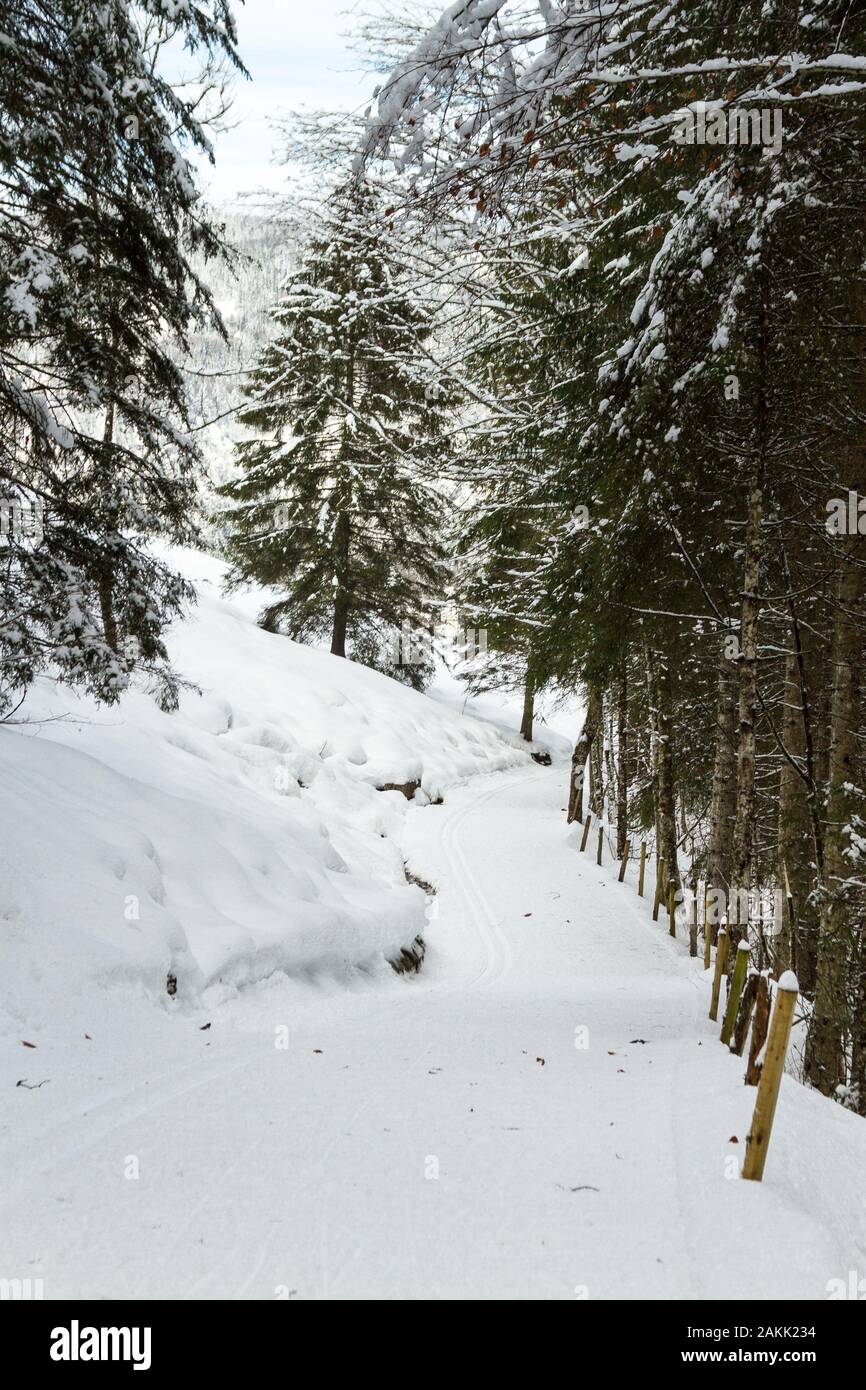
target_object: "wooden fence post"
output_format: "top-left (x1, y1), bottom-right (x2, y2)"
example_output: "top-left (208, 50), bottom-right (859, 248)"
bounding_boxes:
top-left (579, 814), bottom-right (592, 852)
top-left (618, 839), bottom-right (631, 883)
top-left (721, 940), bottom-right (750, 1047)
top-left (742, 974), bottom-right (799, 1181)
top-left (638, 841), bottom-right (646, 897)
top-left (667, 880), bottom-right (676, 937)
top-left (745, 973), bottom-right (771, 1085)
top-left (689, 884), bottom-right (698, 957)
top-left (703, 888), bottom-right (712, 970)
top-left (652, 857), bottom-right (665, 922)
top-left (732, 970), bottom-right (759, 1057)
top-left (709, 927), bottom-right (728, 1021)
top-left (597, 826), bottom-right (604, 866)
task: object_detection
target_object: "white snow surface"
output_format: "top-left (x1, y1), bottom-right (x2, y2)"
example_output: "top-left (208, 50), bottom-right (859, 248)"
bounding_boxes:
top-left (3, 550), bottom-right (866, 1300)
top-left (0, 549), bottom-right (530, 1015)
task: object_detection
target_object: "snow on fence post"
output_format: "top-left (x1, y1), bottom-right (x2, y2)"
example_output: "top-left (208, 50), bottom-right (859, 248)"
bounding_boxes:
top-left (579, 814), bottom-right (592, 853)
top-left (618, 839), bottom-right (630, 883)
top-left (652, 857), bottom-right (665, 922)
top-left (742, 973), bottom-right (799, 1182)
top-left (638, 841), bottom-right (646, 897)
top-left (709, 927), bottom-right (729, 1022)
top-left (721, 940), bottom-right (750, 1047)
top-left (596, 826), bottom-right (604, 866)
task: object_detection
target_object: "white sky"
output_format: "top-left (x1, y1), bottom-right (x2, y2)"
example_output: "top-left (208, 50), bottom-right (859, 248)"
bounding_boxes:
top-left (196, 0), bottom-right (384, 208)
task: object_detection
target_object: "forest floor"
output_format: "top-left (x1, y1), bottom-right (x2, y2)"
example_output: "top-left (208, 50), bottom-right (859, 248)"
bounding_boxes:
top-left (4, 761), bottom-right (866, 1300)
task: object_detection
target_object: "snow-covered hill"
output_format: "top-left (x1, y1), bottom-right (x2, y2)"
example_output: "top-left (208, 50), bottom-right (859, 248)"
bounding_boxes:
top-left (0, 550), bottom-right (532, 1028)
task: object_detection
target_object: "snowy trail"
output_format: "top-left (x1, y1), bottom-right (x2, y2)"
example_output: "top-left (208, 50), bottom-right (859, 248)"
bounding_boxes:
top-left (5, 763), bottom-right (866, 1300)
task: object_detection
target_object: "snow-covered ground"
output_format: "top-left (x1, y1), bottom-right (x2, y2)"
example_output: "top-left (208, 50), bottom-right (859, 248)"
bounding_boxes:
top-left (0, 549), bottom-right (531, 1021)
top-left (2, 552), bottom-right (866, 1300)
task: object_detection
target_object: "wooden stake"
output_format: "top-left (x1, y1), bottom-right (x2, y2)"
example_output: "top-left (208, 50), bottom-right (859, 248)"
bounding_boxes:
top-left (709, 927), bottom-right (728, 1021)
top-left (703, 888), bottom-right (712, 970)
top-left (732, 970), bottom-right (759, 1057)
top-left (667, 879), bottom-right (676, 937)
top-left (579, 814), bottom-right (592, 852)
top-left (745, 974), bottom-right (771, 1085)
top-left (652, 856), bottom-right (665, 922)
top-left (689, 885), bottom-right (698, 957)
top-left (721, 940), bottom-right (750, 1047)
top-left (596, 826), bottom-right (604, 865)
top-left (638, 841), bottom-right (646, 897)
top-left (618, 839), bottom-right (630, 883)
top-left (742, 974), bottom-right (799, 1181)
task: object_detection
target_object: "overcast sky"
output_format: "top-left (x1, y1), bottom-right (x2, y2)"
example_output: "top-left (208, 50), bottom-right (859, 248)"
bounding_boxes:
top-left (196, 0), bottom-right (384, 207)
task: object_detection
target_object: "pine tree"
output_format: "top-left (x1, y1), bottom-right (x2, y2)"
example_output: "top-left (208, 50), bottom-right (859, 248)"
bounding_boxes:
top-left (218, 179), bottom-right (452, 686)
top-left (0, 0), bottom-right (244, 715)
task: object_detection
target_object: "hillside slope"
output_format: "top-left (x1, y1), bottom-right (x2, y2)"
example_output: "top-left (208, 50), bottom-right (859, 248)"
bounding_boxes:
top-left (0, 550), bottom-right (530, 1029)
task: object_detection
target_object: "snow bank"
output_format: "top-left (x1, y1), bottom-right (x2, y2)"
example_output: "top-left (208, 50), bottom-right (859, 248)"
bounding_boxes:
top-left (0, 549), bottom-right (530, 1016)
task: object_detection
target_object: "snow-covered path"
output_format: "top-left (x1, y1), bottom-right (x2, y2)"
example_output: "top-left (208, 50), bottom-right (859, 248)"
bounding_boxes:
top-left (5, 764), bottom-right (866, 1300)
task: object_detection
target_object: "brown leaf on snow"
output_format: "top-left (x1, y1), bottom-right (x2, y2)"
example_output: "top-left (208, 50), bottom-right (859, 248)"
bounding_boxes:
top-left (728, 1135), bottom-right (739, 1144)
top-left (21, 1040), bottom-right (36, 1049)
top-left (536, 1057), bottom-right (545, 1066)
top-left (313, 1049), bottom-right (322, 1054)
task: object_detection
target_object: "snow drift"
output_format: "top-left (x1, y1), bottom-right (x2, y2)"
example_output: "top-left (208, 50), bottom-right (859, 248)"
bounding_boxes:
top-left (0, 550), bottom-right (530, 1017)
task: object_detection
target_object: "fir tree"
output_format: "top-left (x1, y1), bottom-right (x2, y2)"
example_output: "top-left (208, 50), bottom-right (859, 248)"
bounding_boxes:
top-left (218, 179), bottom-right (452, 687)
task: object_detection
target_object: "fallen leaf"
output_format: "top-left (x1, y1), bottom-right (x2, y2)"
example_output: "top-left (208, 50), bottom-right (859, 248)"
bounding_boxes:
top-left (313, 1048), bottom-right (322, 1054)
top-left (84, 1034), bottom-right (92, 1040)
top-left (523, 912), bottom-right (532, 918)
top-left (199, 1022), bottom-right (211, 1031)
top-left (536, 1056), bottom-right (545, 1066)
top-left (728, 1135), bottom-right (739, 1144)
top-left (21, 1040), bottom-right (36, 1049)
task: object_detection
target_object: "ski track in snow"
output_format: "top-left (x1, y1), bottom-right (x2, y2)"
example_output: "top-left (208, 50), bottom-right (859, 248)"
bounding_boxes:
top-left (4, 763), bottom-right (866, 1300)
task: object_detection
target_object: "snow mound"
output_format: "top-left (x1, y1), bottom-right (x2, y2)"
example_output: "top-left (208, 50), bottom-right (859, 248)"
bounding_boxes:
top-left (0, 549), bottom-right (529, 1017)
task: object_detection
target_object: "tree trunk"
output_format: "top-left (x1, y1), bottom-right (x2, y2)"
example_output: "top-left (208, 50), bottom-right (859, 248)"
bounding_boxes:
top-left (616, 669), bottom-right (628, 858)
top-left (520, 671), bottom-right (534, 742)
top-left (729, 460), bottom-right (764, 946)
top-left (775, 646), bottom-right (816, 980)
top-left (567, 683), bottom-right (602, 823)
top-left (99, 399), bottom-right (119, 654)
top-left (730, 267), bottom-right (770, 951)
top-left (330, 510), bottom-right (351, 658)
top-left (646, 645), bottom-right (679, 895)
top-left (708, 650), bottom-right (737, 911)
top-left (805, 551), bottom-right (865, 1096)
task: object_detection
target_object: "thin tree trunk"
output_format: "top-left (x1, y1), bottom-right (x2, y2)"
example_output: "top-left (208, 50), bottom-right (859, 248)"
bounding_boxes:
top-left (805, 551), bottom-right (865, 1095)
top-left (567, 683), bottom-right (602, 823)
top-left (99, 399), bottom-right (119, 654)
top-left (616, 669), bottom-right (628, 858)
top-left (330, 510), bottom-right (351, 658)
top-left (729, 266), bottom-right (770, 951)
top-left (646, 645), bottom-right (679, 895)
top-left (708, 650), bottom-right (737, 910)
top-left (520, 670), bottom-right (534, 742)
